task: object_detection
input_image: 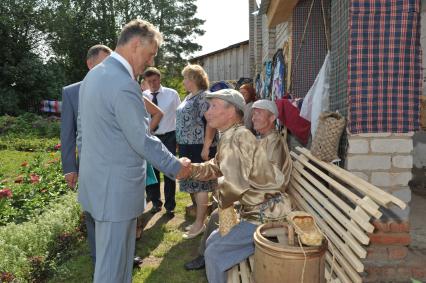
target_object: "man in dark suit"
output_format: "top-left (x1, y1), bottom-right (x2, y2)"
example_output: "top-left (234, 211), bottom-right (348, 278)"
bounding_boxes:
top-left (60, 44), bottom-right (111, 264)
top-left (77, 19), bottom-right (191, 283)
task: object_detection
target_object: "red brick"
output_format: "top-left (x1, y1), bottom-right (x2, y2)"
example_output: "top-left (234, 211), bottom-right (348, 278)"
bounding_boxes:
top-left (372, 220), bottom-right (391, 232)
top-left (368, 232), bottom-right (411, 245)
top-left (389, 221), bottom-right (410, 233)
top-left (388, 246), bottom-right (408, 260)
top-left (366, 246), bottom-right (388, 260)
top-left (412, 267), bottom-right (426, 279)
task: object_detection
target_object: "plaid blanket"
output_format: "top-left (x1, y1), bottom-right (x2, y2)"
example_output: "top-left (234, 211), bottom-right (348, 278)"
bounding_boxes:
top-left (348, 0), bottom-right (421, 133)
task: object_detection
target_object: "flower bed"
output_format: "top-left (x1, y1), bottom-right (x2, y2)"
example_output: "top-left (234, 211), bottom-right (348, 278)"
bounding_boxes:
top-left (0, 152), bottom-right (68, 225)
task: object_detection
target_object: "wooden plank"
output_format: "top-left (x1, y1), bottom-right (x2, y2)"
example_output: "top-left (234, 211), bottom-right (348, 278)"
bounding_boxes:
top-left (249, 255), bottom-right (254, 272)
top-left (227, 265), bottom-right (240, 283)
top-left (290, 152), bottom-right (382, 218)
top-left (290, 188), bottom-right (365, 272)
top-left (291, 179), bottom-right (367, 258)
top-left (326, 245), bottom-right (363, 283)
top-left (292, 161), bottom-right (374, 233)
top-left (292, 170), bottom-right (370, 244)
top-left (239, 260), bottom-right (250, 283)
top-left (296, 147), bottom-right (406, 210)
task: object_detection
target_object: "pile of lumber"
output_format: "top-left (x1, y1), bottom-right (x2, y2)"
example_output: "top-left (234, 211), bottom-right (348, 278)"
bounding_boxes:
top-left (288, 147), bottom-right (407, 283)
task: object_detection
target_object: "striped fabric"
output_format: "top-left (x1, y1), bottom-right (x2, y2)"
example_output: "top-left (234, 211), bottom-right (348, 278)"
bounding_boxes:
top-left (291, 0), bottom-right (329, 98)
top-left (41, 100), bottom-right (61, 113)
top-left (348, 0), bottom-right (421, 133)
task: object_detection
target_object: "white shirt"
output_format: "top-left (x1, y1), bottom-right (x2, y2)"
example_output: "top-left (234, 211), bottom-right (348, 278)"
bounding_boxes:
top-left (110, 52), bottom-right (135, 79)
top-left (143, 86), bottom-right (181, 135)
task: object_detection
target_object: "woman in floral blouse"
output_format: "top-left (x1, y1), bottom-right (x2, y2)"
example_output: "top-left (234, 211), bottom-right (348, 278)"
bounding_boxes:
top-left (177, 64), bottom-right (217, 239)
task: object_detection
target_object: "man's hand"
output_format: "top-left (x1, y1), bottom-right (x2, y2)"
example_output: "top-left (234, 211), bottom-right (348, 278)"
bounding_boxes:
top-left (176, 157), bottom-right (191, 179)
top-left (64, 172), bottom-right (78, 189)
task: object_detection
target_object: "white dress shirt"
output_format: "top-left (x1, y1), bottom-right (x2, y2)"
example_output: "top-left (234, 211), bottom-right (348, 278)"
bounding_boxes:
top-left (143, 86), bottom-right (181, 135)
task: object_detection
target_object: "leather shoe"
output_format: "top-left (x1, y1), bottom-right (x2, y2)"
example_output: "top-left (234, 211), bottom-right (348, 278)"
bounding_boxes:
top-left (166, 210), bottom-right (175, 218)
top-left (133, 256), bottom-right (143, 268)
top-left (150, 206), bottom-right (161, 214)
top-left (184, 255), bottom-right (205, 270)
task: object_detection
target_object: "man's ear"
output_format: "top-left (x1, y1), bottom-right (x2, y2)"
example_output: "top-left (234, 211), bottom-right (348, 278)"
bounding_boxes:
top-left (86, 59), bottom-right (93, 70)
top-left (269, 113), bottom-right (276, 124)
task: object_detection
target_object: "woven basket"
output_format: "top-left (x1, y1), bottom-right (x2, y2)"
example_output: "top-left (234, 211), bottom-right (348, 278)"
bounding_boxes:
top-left (311, 112), bottom-right (346, 162)
top-left (287, 211), bottom-right (323, 247)
top-left (219, 206), bottom-right (239, 236)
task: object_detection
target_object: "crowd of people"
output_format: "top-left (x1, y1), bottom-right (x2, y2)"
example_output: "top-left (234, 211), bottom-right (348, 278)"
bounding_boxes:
top-left (60, 19), bottom-right (292, 283)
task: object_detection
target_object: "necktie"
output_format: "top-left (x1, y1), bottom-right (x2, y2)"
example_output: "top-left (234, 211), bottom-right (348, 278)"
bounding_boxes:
top-left (151, 92), bottom-right (159, 105)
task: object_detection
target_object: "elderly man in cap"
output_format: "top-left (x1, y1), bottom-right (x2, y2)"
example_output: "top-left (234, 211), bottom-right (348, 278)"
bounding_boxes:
top-left (183, 99), bottom-right (292, 272)
top-left (186, 90), bottom-right (290, 283)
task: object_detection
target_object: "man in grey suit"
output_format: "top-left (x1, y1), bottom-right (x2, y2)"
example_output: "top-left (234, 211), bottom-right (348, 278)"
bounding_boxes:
top-left (60, 44), bottom-right (111, 265)
top-left (77, 19), bottom-right (191, 283)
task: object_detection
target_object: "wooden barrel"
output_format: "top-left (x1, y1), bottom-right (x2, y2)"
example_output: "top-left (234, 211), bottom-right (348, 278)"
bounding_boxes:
top-left (253, 222), bottom-right (327, 283)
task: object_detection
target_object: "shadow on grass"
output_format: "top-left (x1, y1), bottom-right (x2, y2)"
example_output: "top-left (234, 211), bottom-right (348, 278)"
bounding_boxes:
top-left (133, 233), bottom-right (208, 283)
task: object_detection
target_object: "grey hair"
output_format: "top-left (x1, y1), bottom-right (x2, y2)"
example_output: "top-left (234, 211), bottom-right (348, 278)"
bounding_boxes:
top-left (223, 101), bottom-right (244, 120)
top-left (117, 19), bottom-right (163, 47)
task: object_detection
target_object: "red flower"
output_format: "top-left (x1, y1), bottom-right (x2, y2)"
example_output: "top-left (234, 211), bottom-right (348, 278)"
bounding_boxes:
top-left (54, 143), bottom-right (61, 150)
top-left (21, 161), bottom-right (28, 167)
top-left (0, 188), bottom-right (12, 199)
top-left (30, 174), bottom-right (40, 184)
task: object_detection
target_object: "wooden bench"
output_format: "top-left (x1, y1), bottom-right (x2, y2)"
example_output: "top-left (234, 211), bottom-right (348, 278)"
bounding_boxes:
top-left (227, 147), bottom-right (407, 283)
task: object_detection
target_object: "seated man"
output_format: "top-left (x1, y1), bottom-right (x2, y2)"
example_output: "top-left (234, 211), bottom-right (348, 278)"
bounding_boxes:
top-left (184, 99), bottom-right (292, 271)
top-left (187, 90), bottom-right (291, 283)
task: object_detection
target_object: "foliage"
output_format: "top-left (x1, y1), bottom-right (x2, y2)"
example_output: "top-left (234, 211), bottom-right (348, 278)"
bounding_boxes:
top-left (0, 191), bottom-right (82, 282)
top-left (0, 0), bottom-right (66, 115)
top-left (0, 113), bottom-right (60, 138)
top-left (43, 0), bottom-right (204, 84)
top-left (0, 136), bottom-right (59, 152)
top-left (0, 152), bottom-right (68, 225)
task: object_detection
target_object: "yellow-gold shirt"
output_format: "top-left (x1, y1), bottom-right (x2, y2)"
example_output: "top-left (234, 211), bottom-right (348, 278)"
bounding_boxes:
top-left (258, 129), bottom-right (292, 191)
top-left (191, 125), bottom-right (285, 214)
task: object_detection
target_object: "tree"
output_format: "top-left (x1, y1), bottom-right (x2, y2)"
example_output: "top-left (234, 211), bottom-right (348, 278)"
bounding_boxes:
top-left (44, 0), bottom-right (204, 84)
top-left (0, 0), bottom-right (64, 115)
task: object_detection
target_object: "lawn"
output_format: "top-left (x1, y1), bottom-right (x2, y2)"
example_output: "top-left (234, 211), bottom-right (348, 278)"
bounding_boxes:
top-left (0, 150), bottom-right (44, 179)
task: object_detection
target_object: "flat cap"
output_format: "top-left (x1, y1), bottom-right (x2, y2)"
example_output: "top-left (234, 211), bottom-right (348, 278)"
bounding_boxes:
top-left (252, 99), bottom-right (279, 117)
top-left (205, 89), bottom-right (246, 112)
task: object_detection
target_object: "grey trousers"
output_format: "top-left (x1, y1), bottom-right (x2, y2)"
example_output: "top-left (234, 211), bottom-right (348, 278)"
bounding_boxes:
top-left (84, 211), bottom-right (96, 265)
top-left (93, 218), bottom-right (137, 283)
top-left (199, 209), bottom-right (219, 256)
top-left (205, 221), bottom-right (257, 283)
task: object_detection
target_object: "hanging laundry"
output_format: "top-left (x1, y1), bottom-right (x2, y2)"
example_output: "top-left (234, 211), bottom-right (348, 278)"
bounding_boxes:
top-left (300, 52), bottom-right (330, 136)
top-left (262, 61), bottom-right (273, 99)
top-left (276, 98), bottom-right (311, 145)
top-left (271, 49), bottom-right (286, 101)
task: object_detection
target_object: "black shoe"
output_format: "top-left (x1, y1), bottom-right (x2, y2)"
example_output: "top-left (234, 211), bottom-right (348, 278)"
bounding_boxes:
top-left (166, 210), bottom-right (175, 218)
top-left (184, 255), bottom-right (205, 271)
top-left (133, 256), bottom-right (143, 268)
top-left (150, 206), bottom-right (161, 214)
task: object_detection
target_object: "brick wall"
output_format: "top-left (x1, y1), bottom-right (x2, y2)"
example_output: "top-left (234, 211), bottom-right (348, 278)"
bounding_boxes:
top-left (345, 133), bottom-right (426, 282)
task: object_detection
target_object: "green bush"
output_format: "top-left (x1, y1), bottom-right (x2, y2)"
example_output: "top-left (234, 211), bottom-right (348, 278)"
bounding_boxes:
top-left (0, 191), bottom-right (82, 282)
top-left (0, 113), bottom-right (60, 138)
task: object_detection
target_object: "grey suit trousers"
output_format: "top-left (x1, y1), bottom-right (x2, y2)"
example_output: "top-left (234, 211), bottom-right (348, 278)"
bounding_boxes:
top-left (93, 218), bottom-right (137, 283)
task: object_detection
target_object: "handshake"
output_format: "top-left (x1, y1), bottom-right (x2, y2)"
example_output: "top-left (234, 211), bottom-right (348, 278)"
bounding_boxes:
top-left (176, 157), bottom-right (192, 180)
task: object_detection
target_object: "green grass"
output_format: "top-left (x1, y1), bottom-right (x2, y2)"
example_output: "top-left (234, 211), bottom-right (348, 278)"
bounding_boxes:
top-left (47, 191), bottom-right (208, 283)
top-left (0, 150), bottom-right (51, 179)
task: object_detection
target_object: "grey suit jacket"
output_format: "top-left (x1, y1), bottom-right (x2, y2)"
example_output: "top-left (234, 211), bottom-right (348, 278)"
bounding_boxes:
top-left (60, 82), bottom-right (80, 174)
top-left (77, 56), bottom-right (181, 221)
